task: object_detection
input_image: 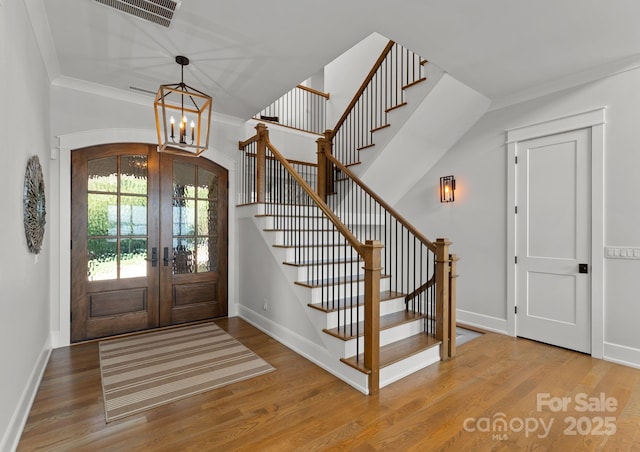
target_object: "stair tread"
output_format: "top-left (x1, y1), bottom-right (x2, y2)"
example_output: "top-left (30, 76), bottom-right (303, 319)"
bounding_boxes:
top-left (295, 273), bottom-right (390, 288)
top-left (264, 228), bottom-right (339, 232)
top-left (273, 243), bottom-right (353, 249)
top-left (357, 143), bottom-right (376, 151)
top-left (402, 77), bottom-right (427, 90)
top-left (283, 256), bottom-right (362, 267)
top-left (371, 123), bottom-right (391, 133)
top-left (386, 102), bottom-right (407, 113)
top-left (307, 290), bottom-right (405, 312)
top-left (257, 214), bottom-right (328, 219)
top-left (341, 333), bottom-right (441, 373)
top-left (323, 310), bottom-right (427, 341)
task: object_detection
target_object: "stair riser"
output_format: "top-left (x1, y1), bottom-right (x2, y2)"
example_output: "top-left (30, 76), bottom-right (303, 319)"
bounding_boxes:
top-left (307, 277), bottom-right (390, 304)
top-left (263, 205), bottom-right (323, 217)
top-left (324, 297), bottom-right (406, 329)
top-left (340, 319), bottom-right (427, 358)
top-left (266, 214), bottom-right (387, 230)
top-left (379, 345), bottom-right (441, 389)
top-left (264, 216), bottom-right (335, 230)
top-left (281, 246), bottom-right (355, 261)
top-left (293, 263), bottom-right (363, 281)
top-left (271, 230), bottom-right (350, 246)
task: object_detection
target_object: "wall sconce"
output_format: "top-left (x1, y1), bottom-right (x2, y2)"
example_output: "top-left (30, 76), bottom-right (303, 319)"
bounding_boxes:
top-left (440, 175), bottom-right (455, 203)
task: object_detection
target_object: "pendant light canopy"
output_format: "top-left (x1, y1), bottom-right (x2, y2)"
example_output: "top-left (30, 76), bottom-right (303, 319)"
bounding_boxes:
top-left (154, 56), bottom-right (212, 157)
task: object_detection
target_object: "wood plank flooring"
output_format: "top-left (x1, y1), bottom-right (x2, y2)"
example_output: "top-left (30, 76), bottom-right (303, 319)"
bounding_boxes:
top-left (18, 318), bottom-right (640, 451)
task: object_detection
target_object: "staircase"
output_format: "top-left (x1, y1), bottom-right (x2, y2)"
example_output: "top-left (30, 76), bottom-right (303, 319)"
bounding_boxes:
top-left (237, 40), bottom-right (457, 394)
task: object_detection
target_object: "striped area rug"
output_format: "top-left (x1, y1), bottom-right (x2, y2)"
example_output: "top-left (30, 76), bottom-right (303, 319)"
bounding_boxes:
top-left (99, 322), bottom-right (275, 422)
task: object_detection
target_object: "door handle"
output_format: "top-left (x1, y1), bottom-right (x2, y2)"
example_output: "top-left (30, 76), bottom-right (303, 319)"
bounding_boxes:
top-left (579, 263), bottom-right (588, 274)
top-left (163, 247), bottom-right (169, 267)
top-left (150, 247), bottom-right (158, 267)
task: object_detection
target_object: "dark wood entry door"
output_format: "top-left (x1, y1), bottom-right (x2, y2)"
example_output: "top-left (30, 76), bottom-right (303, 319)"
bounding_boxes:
top-left (71, 144), bottom-right (228, 342)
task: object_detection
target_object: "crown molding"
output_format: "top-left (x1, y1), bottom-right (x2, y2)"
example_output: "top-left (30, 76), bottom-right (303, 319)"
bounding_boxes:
top-left (52, 75), bottom-right (245, 126)
top-left (489, 53), bottom-right (640, 112)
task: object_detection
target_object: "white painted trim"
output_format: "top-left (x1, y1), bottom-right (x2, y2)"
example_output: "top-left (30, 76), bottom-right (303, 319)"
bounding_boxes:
top-left (0, 342), bottom-right (51, 452)
top-left (457, 309), bottom-right (508, 335)
top-left (590, 123), bottom-right (605, 359)
top-left (603, 342), bottom-right (640, 369)
top-left (506, 107), bottom-right (606, 143)
top-left (506, 141), bottom-right (516, 337)
top-left (53, 128), bottom-right (237, 348)
top-left (506, 107), bottom-right (606, 358)
top-left (237, 308), bottom-right (369, 394)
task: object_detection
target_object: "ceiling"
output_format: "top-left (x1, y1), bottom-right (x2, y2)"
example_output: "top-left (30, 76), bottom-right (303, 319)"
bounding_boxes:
top-left (36, 0), bottom-right (640, 119)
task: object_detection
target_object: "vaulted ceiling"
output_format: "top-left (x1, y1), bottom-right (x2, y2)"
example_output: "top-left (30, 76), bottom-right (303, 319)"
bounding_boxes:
top-left (34, 0), bottom-right (640, 118)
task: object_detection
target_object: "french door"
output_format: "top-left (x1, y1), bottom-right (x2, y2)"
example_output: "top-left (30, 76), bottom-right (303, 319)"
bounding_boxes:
top-left (71, 143), bottom-right (227, 342)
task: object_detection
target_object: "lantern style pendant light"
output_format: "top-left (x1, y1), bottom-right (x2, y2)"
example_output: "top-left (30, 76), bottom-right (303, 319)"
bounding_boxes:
top-left (154, 56), bottom-right (212, 157)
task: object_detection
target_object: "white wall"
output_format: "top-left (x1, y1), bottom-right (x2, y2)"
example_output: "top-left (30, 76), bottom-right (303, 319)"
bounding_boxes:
top-left (395, 66), bottom-right (640, 365)
top-left (0, 0), bottom-right (53, 449)
top-left (324, 32), bottom-right (389, 128)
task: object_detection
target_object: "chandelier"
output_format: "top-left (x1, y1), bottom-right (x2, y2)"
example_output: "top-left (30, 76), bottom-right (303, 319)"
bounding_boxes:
top-left (154, 56), bottom-right (212, 157)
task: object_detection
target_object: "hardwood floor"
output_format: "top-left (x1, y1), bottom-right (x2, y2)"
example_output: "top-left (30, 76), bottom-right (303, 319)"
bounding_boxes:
top-left (18, 318), bottom-right (640, 451)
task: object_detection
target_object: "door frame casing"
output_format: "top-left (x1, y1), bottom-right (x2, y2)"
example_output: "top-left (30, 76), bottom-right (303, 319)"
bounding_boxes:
top-left (53, 128), bottom-right (237, 347)
top-left (506, 107), bottom-right (605, 358)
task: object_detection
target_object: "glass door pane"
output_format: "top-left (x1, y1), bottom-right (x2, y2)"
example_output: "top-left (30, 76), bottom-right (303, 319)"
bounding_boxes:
top-left (87, 154), bottom-right (148, 280)
top-left (171, 163), bottom-right (220, 274)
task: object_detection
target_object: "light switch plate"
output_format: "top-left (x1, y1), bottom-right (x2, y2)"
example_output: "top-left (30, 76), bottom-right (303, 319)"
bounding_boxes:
top-left (605, 246), bottom-right (640, 259)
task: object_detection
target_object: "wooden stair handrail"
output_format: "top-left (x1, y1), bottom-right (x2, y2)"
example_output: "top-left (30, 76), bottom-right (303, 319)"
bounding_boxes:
top-left (329, 40), bottom-right (395, 139)
top-left (404, 274), bottom-right (436, 304)
top-left (323, 150), bottom-right (436, 253)
top-left (238, 135), bottom-right (258, 149)
top-left (297, 84), bottom-right (330, 99)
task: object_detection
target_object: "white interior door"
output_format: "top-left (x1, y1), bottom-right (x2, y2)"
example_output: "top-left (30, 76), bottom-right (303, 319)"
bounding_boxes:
top-left (516, 128), bottom-right (591, 353)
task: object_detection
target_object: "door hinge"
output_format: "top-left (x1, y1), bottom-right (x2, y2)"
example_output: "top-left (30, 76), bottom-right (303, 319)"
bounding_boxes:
top-left (70, 240), bottom-right (73, 249)
top-left (515, 206), bottom-right (518, 214)
top-left (515, 256), bottom-right (518, 264)
top-left (515, 306), bottom-right (518, 314)
top-left (515, 156), bottom-right (518, 164)
top-left (70, 311), bottom-right (73, 322)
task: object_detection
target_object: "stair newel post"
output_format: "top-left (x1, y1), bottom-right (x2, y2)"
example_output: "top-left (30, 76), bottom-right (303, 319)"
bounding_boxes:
top-left (448, 253), bottom-right (459, 359)
top-left (317, 129), bottom-right (334, 199)
top-left (255, 123), bottom-right (268, 203)
top-left (435, 238), bottom-right (452, 360)
top-left (363, 239), bottom-right (383, 395)
top-left (316, 132), bottom-right (328, 202)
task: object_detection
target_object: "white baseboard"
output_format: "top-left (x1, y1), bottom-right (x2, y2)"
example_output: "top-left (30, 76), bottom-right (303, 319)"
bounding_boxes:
top-left (457, 309), bottom-right (508, 334)
top-left (603, 342), bottom-right (640, 369)
top-left (236, 307), bottom-right (369, 394)
top-left (1, 340), bottom-right (51, 452)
